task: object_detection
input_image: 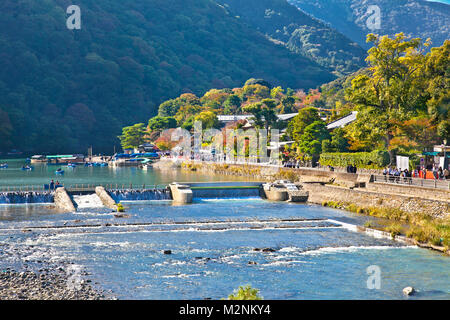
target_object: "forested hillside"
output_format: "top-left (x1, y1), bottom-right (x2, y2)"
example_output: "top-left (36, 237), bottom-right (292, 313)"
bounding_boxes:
top-left (0, 0), bottom-right (334, 153)
top-left (288, 0), bottom-right (450, 48)
top-left (219, 0), bottom-right (367, 76)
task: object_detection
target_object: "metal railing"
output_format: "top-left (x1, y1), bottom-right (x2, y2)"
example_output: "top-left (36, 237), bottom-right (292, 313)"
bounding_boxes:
top-left (372, 175), bottom-right (450, 190)
top-left (0, 185), bottom-right (53, 192)
top-left (67, 183), bottom-right (168, 191)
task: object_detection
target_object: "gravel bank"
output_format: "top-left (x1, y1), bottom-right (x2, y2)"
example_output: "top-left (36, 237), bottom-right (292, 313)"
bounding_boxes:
top-left (0, 268), bottom-right (108, 300)
top-left (0, 239), bottom-right (114, 300)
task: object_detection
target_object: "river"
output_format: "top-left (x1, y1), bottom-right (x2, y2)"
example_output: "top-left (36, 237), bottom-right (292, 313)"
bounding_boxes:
top-left (0, 159), bottom-right (448, 299)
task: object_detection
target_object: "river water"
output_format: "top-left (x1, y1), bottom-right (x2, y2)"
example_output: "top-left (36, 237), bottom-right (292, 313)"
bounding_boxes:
top-left (0, 159), bottom-right (449, 300)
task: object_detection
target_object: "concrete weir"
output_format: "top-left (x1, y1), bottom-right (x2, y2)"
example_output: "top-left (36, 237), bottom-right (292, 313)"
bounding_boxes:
top-left (169, 183), bottom-right (193, 204)
top-left (169, 181), bottom-right (264, 204)
top-left (54, 187), bottom-right (77, 212)
top-left (95, 186), bottom-right (117, 210)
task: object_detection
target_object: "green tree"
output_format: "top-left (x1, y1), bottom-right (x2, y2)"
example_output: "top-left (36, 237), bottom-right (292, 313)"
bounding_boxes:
top-left (148, 116), bottom-right (177, 133)
top-left (345, 33), bottom-right (430, 163)
top-left (118, 123), bottom-right (147, 150)
top-left (194, 111), bottom-right (219, 130)
top-left (297, 121), bottom-right (330, 156)
top-left (243, 99), bottom-right (278, 130)
top-left (280, 96), bottom-right (295, 114)
top-left (223, 94), bottom-right (242, 114)
top-left (330, 128), bottom-right (349, 152)
top-left (287, 107), bottom-right (322, 142)
top-left (423, 40), bottom-right (450, 143)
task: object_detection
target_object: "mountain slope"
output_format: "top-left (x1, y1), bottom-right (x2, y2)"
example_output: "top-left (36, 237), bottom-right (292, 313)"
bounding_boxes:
top-left (0, 0), bottom-right (334, 153)
top-left (219, 0), bottom-right (367, 76)
top-left (288, 0), bottom-right (450, 48)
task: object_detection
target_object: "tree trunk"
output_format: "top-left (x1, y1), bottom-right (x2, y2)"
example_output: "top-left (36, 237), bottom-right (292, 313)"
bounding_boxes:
top-left (385, 133), bottom-right (395, 165)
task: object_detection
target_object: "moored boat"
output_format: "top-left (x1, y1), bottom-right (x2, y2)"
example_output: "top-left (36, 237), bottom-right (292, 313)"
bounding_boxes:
top-left (262, 180), bottom-right (309, 202)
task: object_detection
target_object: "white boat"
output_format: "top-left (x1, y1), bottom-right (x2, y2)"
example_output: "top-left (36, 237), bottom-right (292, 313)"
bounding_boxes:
top-left (262, 180), bottom-right (309, 202)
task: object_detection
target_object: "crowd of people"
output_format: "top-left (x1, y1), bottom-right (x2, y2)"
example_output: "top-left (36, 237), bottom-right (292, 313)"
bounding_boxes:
top-left (383, 166), bottom-right (450, 181)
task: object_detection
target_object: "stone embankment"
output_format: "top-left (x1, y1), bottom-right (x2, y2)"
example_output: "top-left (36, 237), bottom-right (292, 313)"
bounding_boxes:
top-left (182, 162), bottom-right (449, 218)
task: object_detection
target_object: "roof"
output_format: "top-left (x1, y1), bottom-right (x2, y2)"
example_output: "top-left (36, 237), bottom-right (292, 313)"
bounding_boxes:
top-left (46, 155), bottom-right (81, 159)
top-left (277, 113), bottom-right (298, 121)
top-left (217, 115), bottom-right (254, 122)
top-left (218, 113), bottom-right (299, 123)
top-left (326, 111), bottom-right (358, 130)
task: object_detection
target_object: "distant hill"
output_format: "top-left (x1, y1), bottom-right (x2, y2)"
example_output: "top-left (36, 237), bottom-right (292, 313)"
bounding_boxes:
top-left (219, 0), bottom-right (367, 76)
top-left (0, 0), bottom-right (334, 153)
top-left (288, 0), bottom-right (450, 48)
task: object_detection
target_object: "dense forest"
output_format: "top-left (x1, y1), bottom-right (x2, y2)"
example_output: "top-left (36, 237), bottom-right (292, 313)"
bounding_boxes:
top-left (219, 0), bottom-right (367, 76)
top-left (288, 0), bottom-right (450, 49)
top-left (0, 0), bottom-right (335, 154)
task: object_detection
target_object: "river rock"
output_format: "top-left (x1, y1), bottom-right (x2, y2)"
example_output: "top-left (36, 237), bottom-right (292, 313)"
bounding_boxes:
top-left (403, 286), bottom-right (415, 296)
top-left (163, 250), bottom-right (172, 255)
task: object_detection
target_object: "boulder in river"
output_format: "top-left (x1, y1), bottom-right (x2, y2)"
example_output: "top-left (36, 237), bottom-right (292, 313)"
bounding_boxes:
top-left (403, 286), bottom-right (415, 296)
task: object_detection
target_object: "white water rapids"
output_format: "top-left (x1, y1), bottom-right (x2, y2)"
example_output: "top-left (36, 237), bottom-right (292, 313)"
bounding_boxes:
top-left (72, 194), bottom-right (104, 209)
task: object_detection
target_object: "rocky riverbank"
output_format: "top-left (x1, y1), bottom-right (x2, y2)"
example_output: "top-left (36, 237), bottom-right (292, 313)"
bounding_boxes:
top-left (0, 268), bottom-right (107, 300)
top-left (0, 240), bottom-right (113, 300)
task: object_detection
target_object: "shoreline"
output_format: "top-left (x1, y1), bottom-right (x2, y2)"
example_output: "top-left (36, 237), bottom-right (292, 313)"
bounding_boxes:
top-left (0, 241), bottom-right (114, 300)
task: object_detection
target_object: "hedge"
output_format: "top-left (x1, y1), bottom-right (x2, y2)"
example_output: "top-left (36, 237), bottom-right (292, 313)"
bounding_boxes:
top-left (319, 150), bottom-right (390, 169)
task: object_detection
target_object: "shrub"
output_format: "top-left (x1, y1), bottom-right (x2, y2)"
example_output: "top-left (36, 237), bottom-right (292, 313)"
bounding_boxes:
top-left (228, 285), bottom-right (262, 300)
top-left (385, 223), bottom-right (403, 239)
top-left (116, 203), bottom-right (125, 212)
top-left (319, 150), bottom-right (390, 169)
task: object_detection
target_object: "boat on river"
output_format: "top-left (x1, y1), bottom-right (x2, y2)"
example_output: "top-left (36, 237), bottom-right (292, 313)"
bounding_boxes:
top-left (21, 165), bottom-right (33, 171)
top-left (0, 163), bottom-right (7, 169)
top-left (55, 169), bottom-right (64, 175)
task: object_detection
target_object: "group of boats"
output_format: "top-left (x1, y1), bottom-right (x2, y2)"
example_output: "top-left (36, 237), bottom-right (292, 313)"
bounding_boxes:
top-left (84, 162), bottom-right (108, 167)
top-left (0, 161), bottom-right (108, 175)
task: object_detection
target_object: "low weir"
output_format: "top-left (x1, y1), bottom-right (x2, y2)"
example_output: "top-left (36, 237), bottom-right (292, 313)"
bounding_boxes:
top-left (0, 191), bottom-right (54, 204)
top-left (0, 182), bottom-right (267, 210)
top-left (189, 182), bottom-right (262, 199)
top-left (109, 188), bottom-right (171, 202)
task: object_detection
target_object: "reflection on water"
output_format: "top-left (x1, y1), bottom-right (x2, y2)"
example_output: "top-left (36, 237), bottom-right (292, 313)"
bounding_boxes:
top-left (0, 158), bottom-right (251, 188)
